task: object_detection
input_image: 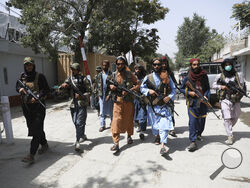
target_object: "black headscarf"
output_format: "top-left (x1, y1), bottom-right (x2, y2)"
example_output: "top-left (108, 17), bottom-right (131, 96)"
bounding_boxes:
top-left (222, 58), bottom-right (236, 78)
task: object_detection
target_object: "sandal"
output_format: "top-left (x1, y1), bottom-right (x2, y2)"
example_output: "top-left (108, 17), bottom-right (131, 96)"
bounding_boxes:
top-left (160, 147), bottom-right (169, 155)
top-left (127, 136), bottom-right (133, 144)
top-left (110, 144), bottom-right (119, 151)
top-left (154, 136), bottom-right (160, 145)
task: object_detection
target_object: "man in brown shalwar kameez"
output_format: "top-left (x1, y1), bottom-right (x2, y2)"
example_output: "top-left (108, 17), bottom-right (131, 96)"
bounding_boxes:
top-left (109, 56), bottom-right (140, 151)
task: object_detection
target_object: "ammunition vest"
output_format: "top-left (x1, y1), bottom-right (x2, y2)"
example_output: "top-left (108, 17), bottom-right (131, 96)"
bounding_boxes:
top-left (22, 73), bottom-right (39, 103)
top-left (147, 73), bottom-right (171, 106)
top-left (112, 70), bottom-right (134, 102)
top-left (217, 73), bottom-right (243, 103)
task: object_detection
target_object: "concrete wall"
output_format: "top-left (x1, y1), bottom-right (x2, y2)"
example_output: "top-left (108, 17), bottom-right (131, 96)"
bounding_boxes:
top-left (0, 39), bottom-right (56, 98)
top-left (245, 55), bottom-right (250, 91)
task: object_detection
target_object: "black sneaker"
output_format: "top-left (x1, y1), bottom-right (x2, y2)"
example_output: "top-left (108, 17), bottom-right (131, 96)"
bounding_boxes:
top-left (188, 142), bottom-right (197, 152)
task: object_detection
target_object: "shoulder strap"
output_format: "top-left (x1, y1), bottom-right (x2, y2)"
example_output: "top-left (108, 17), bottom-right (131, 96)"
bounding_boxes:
top-left (148, 73), bottom-right (156, 86)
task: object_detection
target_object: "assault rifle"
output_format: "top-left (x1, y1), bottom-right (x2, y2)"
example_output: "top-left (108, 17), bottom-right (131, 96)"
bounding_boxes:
top-left (185, 80), bottom-right (220, 119)
top-left (217, 80), bottom-right (250, 99)
top-left (68, 78), bottom-right (90, 99)
top-left (17, 79), bottom-right (46, 108)
top-left (145, 79), bottom-right (179, 116)
top-left (107, 79), bottom-right (147, 109)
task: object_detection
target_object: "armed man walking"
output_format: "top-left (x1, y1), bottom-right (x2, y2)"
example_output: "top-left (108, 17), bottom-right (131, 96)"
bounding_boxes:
top-left (180, 58), bottom-right (210, 152)
top-left (134, 64), bottom-right (147, 140)
top-left (212, 59), bottom-right (244, 145)
top-left (93, 66), bottom-right (103, 116)
top-left (95, 60), bottom-right (113, 132)
top-left (161, 56), bottom-right (178, 137)
top-left (141, 58), bottom-right (176, 155)
top-left (108, 56), bottom-right (140, 152)
top-left (16, 57), bottom-right (50, 164)
top-left (60, 63), bottom-right (91, 152)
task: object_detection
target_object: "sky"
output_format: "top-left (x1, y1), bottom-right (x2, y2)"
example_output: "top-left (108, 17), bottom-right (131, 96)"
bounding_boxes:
top-left (153, 0), bottom-right (243, 58)
top-left (0, 0), bottom-right (244, 59)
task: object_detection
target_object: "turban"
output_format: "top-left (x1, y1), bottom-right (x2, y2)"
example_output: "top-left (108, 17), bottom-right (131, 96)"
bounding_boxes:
top-left (189, 58), bottom-right (200, 64)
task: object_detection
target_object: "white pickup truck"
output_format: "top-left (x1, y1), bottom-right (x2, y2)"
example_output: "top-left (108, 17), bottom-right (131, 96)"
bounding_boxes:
top-left (200, 62), bottom-right (222, 105)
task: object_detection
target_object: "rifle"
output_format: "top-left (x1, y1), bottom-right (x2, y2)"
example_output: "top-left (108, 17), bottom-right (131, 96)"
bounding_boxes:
top-left (185, 80), bottom-right (220, 119)
top-left (217, 80), bottom-right (250, 99)
top-left (68, 77), bottom-right (90, 99)
top-left (144, 79), bottom-right (179, 116)
top-left (107, 79), bottom-right (147, 110)
top-left (17, 79), bottom-right (46, 108)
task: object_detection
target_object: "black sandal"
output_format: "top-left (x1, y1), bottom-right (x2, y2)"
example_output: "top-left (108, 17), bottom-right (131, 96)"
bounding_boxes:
top-left (127, 136), bottom-right (133, 144)
top-left (110, 144), bottom-right (119, 151)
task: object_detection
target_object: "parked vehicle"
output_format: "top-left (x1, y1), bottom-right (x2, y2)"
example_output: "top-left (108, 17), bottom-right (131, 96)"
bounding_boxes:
top-left (178, 67), bottom-right (189, 85)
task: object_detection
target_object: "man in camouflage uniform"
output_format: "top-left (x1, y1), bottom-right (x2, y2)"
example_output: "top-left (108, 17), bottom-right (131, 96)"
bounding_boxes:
top-left (93, 66), bottom-right (102, 116)
top-left (60, 63), bottom-right (91, 151)
top-left (16, 57), bottom-right (50, 164)
top-left (95, 60), bottom-right (113, 132)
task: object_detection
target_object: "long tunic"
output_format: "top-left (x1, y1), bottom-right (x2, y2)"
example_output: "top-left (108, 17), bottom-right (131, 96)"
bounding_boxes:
top-left (111, 70), bottom-right (140, 134)
top-left (140, 72), bottom-right (176, 135)
top-left (99, 71), bottom-right (113, 117)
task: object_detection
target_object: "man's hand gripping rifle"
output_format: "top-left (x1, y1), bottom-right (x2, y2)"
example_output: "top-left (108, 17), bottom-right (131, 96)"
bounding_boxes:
top-left (217, 80), bottom-right (250, 99)
top-left (144, 79), bottom-right (179, 116)
top-left (17, 79), bottom-right (46, 108)
top-left (107, 79), bottom-right (147, 110)
top-left (186, 81), bottom-right (220, 119)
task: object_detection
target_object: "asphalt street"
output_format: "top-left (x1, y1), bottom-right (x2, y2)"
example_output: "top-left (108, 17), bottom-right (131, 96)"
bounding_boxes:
top-left (0, 96), bottom-right (250, 188)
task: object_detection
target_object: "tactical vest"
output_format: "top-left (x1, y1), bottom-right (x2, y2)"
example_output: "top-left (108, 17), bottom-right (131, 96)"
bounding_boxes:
top-left (69, 74), bottom-right (89, 107)
top-left (113, 70), bottom-right (134, 102)
top-left (147, 73), bottom-right (171, 106)
top-left (217, 72), bottom-right (243, 103)
top-left (22, 73), bottom-right (39, 103)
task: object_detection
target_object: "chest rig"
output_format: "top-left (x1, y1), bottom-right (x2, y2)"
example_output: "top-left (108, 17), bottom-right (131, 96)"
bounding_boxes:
top-left (147, 73), bottom-right (171, 106)
top-left (113, 70), bottom-right (134, 102)
top-left (217, 72), bottom-right (243, 103)
top-left (21, 73), bottom-right (39, 103)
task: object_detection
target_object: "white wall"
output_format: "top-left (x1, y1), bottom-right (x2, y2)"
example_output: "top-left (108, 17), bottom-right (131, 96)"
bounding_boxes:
top-left (0, 40), bottom-right (56, 96)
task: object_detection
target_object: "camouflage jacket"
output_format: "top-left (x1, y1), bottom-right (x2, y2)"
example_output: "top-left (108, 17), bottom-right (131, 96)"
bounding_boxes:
top-left (64, 74), bottom-right (92, 108)
top-left (95, 70), bottom-right (112, 97)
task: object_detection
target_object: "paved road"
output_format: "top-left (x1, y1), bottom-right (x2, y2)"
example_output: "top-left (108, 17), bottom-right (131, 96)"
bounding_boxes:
top-left (0, 96), bottom-right (250, 188)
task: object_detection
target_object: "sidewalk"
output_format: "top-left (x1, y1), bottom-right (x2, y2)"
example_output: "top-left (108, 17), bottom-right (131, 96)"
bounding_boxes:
top-left (0, 98), bottom-right (250, 188)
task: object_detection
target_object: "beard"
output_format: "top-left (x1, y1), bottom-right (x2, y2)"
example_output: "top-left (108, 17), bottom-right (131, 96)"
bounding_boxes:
top-left (192, 67), bottom-right (201, 74)
top-left (118, 66), bottom-right (125, 72)
top-left (154, 67), bottom-right (162, 73)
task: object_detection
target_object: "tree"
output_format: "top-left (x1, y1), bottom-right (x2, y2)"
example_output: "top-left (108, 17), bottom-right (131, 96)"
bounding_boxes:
top-left (11, 0), bottom-right (104, 62)
top-left (176, 13), bottom-right (210, 57)
top-left (199, 32), bottom-right (225, 62)
top-left (175, 13), bottom-right (225, 66)
top-left (231, 1), bottom-right (250, 30)
top-left (87, 0), bottom-right (168, 58)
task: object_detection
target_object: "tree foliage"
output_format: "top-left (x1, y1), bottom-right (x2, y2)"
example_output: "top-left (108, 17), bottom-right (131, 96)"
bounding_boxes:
top-left (10, 0), bottom-right (111, 62)
top-left (231, 1), bottom-right (250, 30)
top-left (88, 0), bottom-right (168, 58)
top-left (175, 13), bottom-right (225, 67)
top-left (11, 0), bottom-right (168, 63)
